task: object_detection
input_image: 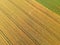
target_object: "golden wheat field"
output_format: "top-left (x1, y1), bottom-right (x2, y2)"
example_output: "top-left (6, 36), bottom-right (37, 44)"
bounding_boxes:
top-left (0, 0), bottom-right (60, 45)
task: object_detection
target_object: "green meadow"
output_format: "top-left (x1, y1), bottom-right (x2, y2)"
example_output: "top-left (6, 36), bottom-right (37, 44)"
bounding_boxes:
top-left (36, 0), bottom-right (60, 15)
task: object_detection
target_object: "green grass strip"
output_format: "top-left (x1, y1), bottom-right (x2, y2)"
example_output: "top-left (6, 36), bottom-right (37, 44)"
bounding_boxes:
top-left (36, 0), bottom-right (60, 15)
